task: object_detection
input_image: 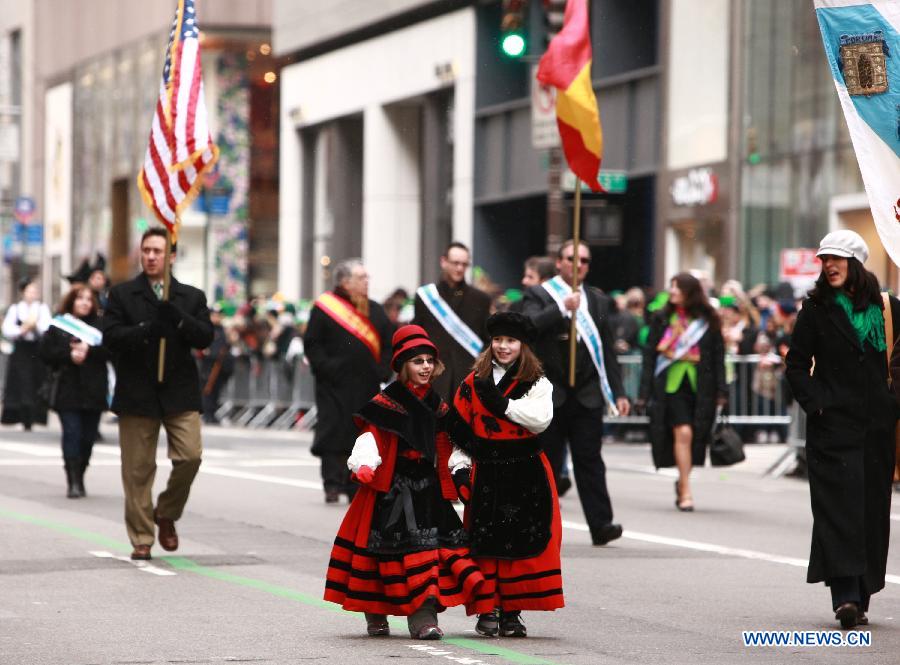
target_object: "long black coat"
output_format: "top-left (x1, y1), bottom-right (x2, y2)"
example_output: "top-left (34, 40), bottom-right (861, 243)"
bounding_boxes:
top-left (786, 294), bottom-right (898, 590)
top-left (414, 280), bottom-right (491, 402)
top-left (304, 297), bottom-right (393, 457)
top-left (639, 313), bottom-right (727, 468)
top-left (39, 318), bottom-right (109, 412)
top-left (102, 273), bottom-right (213, 418)
top-left (521, 284), bottom-right (625, 409)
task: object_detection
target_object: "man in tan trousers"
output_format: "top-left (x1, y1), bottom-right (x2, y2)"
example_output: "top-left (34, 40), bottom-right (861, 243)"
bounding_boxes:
top-left (103, 228), bottom-right (213, 560)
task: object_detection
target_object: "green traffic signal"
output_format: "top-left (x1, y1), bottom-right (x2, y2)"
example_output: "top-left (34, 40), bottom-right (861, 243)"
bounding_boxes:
top-left (501, 32), bottom-right (526, 58)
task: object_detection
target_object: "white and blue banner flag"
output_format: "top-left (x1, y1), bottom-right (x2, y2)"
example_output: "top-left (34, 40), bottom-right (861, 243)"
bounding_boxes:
top-left (48, 314), bottom-right (103, 346)
top-left (815, 0), bottom-right (900, 266)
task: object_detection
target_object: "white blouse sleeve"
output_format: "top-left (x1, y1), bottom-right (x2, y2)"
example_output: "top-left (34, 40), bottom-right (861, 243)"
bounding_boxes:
top-left (504, 376), bottom-right (554, 434)
top-left (448, 446), bottom-right (472, 474)
top-left (346, 431), bottom-right (382, 473)
top-left (36, 303), bottom-right (52, 334)
top-left (1, 304), bottom-right (21, 340)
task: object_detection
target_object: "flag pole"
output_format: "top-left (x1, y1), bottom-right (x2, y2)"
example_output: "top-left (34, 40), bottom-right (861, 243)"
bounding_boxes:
top-left (568, 179), bottom-right (582, 387)
top-left (157, 225), bottom-right (174, 383)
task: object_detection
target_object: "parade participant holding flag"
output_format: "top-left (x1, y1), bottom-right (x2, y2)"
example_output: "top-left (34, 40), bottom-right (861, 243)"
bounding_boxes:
top-left (786, 230), bottom-right (899, 629)
top-left (324, 325), bottom-right (484, 640)
top-left (637, 273), bottom-right (726, 512)
top-left (304, 259), bottom-right (394, 504)
top-left (103, 229), bottom-right (213, 561)
top-left (40, 285), bottom-right (109, 499)
top-left (446, 311), bottom-right (561, 638)
top-left (414, 242), bottom-right (491, 402)
top-left (522, 240), bottom-right (628, 546)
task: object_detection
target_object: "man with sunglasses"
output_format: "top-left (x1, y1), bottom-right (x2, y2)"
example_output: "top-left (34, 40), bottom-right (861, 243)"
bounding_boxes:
top-left (522, 239), bottom-right (630, 546)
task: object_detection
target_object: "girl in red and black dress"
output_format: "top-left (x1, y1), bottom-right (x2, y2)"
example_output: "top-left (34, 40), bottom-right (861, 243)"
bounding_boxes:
top-left (324, 325), bottom-right (485, 640)
top-left (446, 311), bottom-right (562, 638)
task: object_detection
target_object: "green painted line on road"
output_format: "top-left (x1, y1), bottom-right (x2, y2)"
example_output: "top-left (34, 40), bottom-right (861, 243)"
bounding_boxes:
top-left (1, 507), bottom-right (563, 665)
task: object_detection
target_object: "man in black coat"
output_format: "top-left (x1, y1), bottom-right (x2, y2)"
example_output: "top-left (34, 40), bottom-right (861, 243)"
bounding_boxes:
top-left (103, 228), bottom-right (213, 561)
top-left (522, 240), bottom-right (630, 546)
top-left (414, 242), bottom-right (491, 402)
top-left (304, 258), bottom-right (393, 503)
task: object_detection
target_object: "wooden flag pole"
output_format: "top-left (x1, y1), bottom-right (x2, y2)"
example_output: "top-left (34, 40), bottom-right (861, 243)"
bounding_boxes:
top-left (568, 180), bottom-right (582, 387)
top-left (157, 226), bottom-right (174, 383)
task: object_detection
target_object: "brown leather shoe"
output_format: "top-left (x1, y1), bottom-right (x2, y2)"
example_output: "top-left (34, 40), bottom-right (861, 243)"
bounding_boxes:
top-left (130, 545), bottom-right (152, 560)
top-left (857, 610), bottom-right (869, 625)
top-left (835, 602), bottom-right (859, 629)
top-left (154, 510), bottom-right (178, 552)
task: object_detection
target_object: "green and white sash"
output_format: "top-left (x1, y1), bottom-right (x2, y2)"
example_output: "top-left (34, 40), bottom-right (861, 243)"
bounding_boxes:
top-left (541, 276), bottom-right (618, 415)
top-left (653, 318), bottom-right (709, 376)
top-left (416, 283), bottom-right (483, 358)
top-left (49, 314), bottom-right (103, 346)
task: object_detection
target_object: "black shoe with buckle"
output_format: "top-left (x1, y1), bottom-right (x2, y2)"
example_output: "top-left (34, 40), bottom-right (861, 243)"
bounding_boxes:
top-left (499, 610), bottom-right (527, 637)
top-left (475, 609), bottom-right (499, 637)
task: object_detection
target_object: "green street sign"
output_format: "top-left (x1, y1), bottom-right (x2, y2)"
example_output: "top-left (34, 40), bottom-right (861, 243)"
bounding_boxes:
top-left (561, 169), bottom-right (628, 194)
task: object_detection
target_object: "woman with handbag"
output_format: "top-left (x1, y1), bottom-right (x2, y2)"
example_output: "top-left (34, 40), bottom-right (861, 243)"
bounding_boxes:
top-left (40, 285), bottom-right (108, 498)
top-left (1, 277), bottom-right (52, 431)
top-left (636, 273), bottom-right (727, 511)
top-left (786, 230), bottom-right (898, 629)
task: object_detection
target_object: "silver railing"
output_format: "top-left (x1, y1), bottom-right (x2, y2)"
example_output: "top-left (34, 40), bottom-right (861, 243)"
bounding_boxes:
top-left (2, 351), bottom-right (798, 436)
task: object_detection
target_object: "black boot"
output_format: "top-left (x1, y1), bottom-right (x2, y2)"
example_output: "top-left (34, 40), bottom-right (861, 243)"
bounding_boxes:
top-left (64, 459), bottom-right (80, 499)
top-left (76, 457), bottom-right (88, 497)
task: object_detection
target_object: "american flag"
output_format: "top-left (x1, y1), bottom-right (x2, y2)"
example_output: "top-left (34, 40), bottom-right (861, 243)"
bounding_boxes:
top-left (137, 0), bottom-right (218, 233)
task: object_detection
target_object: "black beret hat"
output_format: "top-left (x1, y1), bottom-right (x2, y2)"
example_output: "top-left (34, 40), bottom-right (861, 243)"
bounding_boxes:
top-left (485, 311), bottom-right (537, 345)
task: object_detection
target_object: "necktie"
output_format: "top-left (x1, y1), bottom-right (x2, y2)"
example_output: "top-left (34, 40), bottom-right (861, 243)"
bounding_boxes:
top-left (153, 282), bottom-right (163, 300)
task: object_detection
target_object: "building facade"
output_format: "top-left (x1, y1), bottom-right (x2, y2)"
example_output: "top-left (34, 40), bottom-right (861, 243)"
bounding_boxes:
top-left (0, 0), bottom-right (275, 308)
top-left (275, 0), bottom-right (663, 302)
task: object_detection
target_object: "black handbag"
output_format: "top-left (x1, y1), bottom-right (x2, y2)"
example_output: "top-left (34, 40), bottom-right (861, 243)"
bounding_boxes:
top-left (37, 369), bottom-right (61, 408)
top-left (710, 406), bottom-right (745, 466)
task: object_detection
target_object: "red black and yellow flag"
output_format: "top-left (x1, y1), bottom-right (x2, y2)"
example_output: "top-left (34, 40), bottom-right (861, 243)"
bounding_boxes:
top-left (536, 0), bottom-right (603, 192)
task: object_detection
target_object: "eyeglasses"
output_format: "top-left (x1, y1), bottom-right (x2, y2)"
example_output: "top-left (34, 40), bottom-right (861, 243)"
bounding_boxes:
top-left (561, 255), bottom-right (591, 264)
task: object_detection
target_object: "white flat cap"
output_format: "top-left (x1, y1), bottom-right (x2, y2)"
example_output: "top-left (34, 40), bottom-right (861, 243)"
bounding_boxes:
top-left (816, 229), bottom-right (869, 265)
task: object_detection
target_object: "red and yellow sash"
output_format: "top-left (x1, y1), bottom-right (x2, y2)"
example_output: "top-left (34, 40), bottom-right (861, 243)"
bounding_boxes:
top-left (315, 291), bottom-right (381, 361)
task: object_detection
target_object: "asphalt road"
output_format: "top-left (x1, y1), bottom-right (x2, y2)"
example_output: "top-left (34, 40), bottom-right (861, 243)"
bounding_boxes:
top-left (2, 419), bottom-right (899, 665)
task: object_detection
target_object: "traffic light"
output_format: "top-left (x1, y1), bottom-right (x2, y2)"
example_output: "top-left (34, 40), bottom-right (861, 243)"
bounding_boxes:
top-left (500, 0), bottom-right (528, 59)
top-left (543, 0), bottom-right (566, 48)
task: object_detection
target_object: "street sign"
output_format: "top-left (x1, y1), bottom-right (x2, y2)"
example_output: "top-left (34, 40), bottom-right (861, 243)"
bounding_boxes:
top-left (780, 248), bottom-right (820, 296)
top-left (561, 169), bottom-right (628, 194)
top-left (531, 65), bottom-right (560, 149)
top-left (13, 195), bottom-right (36, 223)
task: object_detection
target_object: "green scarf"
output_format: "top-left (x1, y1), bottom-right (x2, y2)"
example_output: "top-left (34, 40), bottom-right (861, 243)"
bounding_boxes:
top-left (834, 291), bottom-right (886, 352)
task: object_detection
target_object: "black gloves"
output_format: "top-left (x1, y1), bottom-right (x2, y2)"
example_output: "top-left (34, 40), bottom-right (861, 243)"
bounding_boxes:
top-left (473, 376), bottom-right (509, 416)
top-left (156, 301), bottom-right (183, 328)
top-left (452, 468), bottom-right (472, 505)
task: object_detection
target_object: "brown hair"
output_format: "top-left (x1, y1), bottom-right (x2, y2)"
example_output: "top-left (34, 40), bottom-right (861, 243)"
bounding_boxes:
top-left (473, 341), bottom-right (543, 383)
top-left (397, 355), bottom-right (446, 384)
top-left (58, 284), bottom-right (99, 317)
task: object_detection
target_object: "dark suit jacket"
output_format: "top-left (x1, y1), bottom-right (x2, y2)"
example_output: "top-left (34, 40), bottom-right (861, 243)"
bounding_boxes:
top-left (414, 280), bottom-right (491, 402)
top-left (103, 273), bottom-right (213, 417)
top-left (522, 283), bottom-right (625, 409)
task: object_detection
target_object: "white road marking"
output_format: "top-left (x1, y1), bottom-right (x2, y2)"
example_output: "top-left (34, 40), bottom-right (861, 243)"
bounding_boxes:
top-left (11, 437), bottom-right (899, 585)
top-left (200, 465), bottom-right (323, 491)
top-left (561, 519), bottom-right (900, 585)
top-left (89, 550), bottom-right (176, 576)
top-left (408, 645), bottom-right (490, 664)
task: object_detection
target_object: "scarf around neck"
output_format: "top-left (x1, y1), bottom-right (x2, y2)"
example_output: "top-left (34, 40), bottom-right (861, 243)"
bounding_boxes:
top-left (834, 291), bottom-right (886, 352)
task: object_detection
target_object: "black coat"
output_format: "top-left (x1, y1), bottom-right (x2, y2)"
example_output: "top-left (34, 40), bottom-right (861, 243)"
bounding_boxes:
top-left (39, 319), bottom-right (109, 412)
top-left (639, 313), bottom-right (727, 468)
top-left (414, 280), bottom-right (491, 402)
top-left (304, 297), bottom-right (393, 457)
top-left (786, 294), bottom-right (899, 590)
top-left (102, 273), bottom-right (213, 418)
top-left (521, 284), bottom-right (625, 409)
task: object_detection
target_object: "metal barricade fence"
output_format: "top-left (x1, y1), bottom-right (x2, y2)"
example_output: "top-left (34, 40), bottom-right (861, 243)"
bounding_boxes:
top-left (603, 354), bottom-right (793, 433)
top-left (1, 350), bottom-right (801, 437)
